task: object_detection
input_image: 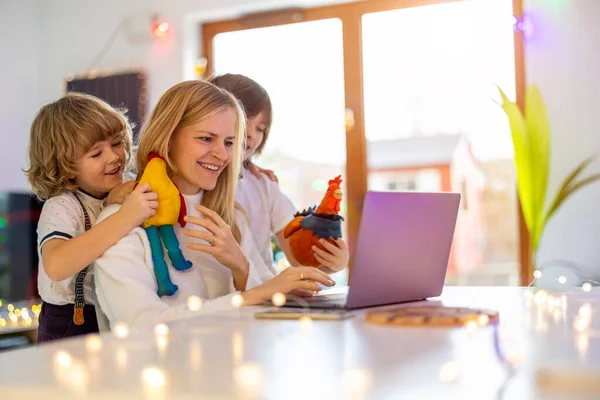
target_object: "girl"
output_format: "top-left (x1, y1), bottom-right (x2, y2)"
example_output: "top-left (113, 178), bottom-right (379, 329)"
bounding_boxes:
top-left (208, 73), bottom-right (349, 277)
top-left (25, 93), bottom-right (158, 343)
top-left (93, 80), bottom-right (335, 329)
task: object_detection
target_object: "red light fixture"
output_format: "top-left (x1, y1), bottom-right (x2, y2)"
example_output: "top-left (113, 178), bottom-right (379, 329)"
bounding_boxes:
top-left (151, 18), bottom-right (170, 39)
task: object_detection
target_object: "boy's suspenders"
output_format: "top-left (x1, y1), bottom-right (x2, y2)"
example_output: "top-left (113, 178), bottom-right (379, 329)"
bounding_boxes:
top-left (72, 192), bottom-right (92, 325)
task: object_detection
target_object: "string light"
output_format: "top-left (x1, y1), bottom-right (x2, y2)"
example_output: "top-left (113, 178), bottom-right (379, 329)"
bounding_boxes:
top-left (0, 318), bottom-right (5, 327)
top-left (578, 303), bottom-right (592, 319)
top-left (533, 270), bottom-right (542, 279)
top-left (187, 296), bottom-right (203, 312)
top-left (299, 315), bottom-right (312, 330)
top-left (7, 304), bottom-right (14, 312)
top-left (112, 322), bottom-right (129, 338)
top-left (271, 292), bottom-right (286, 307)
top-left (154, 323), bottom-right (169, 337)
top-left (0, 300), bottom-right (3, 307)
top-left (9, 313), bottom-right (17, 323)
top-left (465, 321), bottom-right (478, 333)
top-left (582, 282), bottom-right (592, 292)
top-left (231, 294), bottom-right (244, 308)
top-left (85, 334), bottom-right (103, 353)
top-left (233, 363), bottom-right (264, 391)
top-left (558, 276), bottom-right (567, 284)
top-left (142, 367), bottom-right (166, 388)
top-left (54, 351), bottom-right (73, 368)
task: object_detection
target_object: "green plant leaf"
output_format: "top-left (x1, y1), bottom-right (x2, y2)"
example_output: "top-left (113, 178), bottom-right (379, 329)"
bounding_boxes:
top-left (524, 85), bottom-right (551, 250)
top-left (497, 85), bottom-right (536, 235)
top-left (543, 165), bottom-right (600, 230)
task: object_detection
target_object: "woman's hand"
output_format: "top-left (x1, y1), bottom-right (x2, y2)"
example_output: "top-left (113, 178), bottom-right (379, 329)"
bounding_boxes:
top-left (106, 181), bottom-right (137, 206)
top-left (313, 238), bottom-right (349, 273)
top-left (183, 205), bottom-right (249, 275)
top-left (246, 160), bottom-right (278, 183)
top-left (241, 266), bottom-right (335, 305)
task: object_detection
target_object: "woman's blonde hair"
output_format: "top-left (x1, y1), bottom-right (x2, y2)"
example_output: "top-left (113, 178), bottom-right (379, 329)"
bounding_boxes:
top-left (136, 80), bottom-right (246, 243)
top-left (25, 92), bottom-right (133, 200)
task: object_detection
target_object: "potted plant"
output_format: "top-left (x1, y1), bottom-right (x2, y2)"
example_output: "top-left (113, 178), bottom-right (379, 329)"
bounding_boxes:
top-left (498, 84), bottom-right (600, 276)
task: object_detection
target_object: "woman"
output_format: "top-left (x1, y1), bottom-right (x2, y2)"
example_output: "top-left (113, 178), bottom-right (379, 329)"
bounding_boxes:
top-left (93, 80), bottom-right (335, 329)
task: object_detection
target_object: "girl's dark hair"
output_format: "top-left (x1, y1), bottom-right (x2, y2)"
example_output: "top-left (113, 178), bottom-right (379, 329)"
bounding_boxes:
top-left (208, 73), bottom-right (272, 154)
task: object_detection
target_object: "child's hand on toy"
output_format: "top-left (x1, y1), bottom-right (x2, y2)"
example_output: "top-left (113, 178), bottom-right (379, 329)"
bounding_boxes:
top-left (106, 181), bottom-right (137, 206)
top-left (313, 238), bottom-right (349, 274)
top-left (246, 160), bottom-right (278, 183)
top-left (118, 183), bottom-right (159, 228)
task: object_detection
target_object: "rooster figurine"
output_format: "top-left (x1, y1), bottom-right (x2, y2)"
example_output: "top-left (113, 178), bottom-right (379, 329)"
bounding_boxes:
top-left (137, 152), bottom-right (192, 297)
top-left (283, 175), bottom-right (344, 267)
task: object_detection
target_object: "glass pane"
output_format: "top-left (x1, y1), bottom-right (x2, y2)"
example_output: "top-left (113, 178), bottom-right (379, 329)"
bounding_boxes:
top-left (363, 0), bottom-right (519, 285)
top-left (213, 19), bottom-right (348, 284)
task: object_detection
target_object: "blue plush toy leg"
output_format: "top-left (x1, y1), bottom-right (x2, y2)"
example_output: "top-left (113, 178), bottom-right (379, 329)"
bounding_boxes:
top-left (145, 226), bottom-right (178, 297)
top-left (159, 225), bottom-right (192, 271)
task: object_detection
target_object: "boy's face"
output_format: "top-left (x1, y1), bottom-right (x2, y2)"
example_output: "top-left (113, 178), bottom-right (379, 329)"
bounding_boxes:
top-left (244, 110), bottom-right (268, 161)
top-left (74, 136), bottom-right (126, 198)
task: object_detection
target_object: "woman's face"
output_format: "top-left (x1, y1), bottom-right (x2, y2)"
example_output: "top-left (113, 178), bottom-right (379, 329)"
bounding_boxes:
top-left (170, 108), bottom-right (237, 195)
top-left (244, 110), bottom-right (268, 160)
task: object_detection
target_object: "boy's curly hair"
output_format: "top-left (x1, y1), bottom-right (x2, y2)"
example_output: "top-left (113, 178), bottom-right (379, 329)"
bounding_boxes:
top-left (24, 92), bottom-right (133, 200)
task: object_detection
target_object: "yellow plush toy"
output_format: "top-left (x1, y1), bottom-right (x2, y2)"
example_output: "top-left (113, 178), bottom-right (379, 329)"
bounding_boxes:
top-left (138, 152), bottom-right (191, 296)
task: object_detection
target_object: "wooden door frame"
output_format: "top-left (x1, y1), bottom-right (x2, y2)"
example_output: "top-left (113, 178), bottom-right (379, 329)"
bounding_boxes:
top-left (202, 0), bottom-right (530, 284)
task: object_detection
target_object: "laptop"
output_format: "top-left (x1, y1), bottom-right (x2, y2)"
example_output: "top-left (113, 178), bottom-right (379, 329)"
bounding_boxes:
top-left (279, 191), bottom-right (461, 310)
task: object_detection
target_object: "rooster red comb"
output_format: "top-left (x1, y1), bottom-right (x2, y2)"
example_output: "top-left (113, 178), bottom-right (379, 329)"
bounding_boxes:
top-left (329, 175), bottom-right (343, 186)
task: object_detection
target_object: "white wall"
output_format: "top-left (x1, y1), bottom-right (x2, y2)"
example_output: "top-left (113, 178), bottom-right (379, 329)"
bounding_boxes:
top-left (0, 0), bottom-right (41, 191)
top-left (2, 0), bottom-right (347, 192)
top-left (525, 0), bottom-right (600, 280)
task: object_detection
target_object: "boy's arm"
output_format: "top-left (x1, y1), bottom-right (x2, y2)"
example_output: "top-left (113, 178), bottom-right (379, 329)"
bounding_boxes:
top-left (42, 184), bottom-right (156, 282)
top-left (42, 213), bottom-right (137, 281)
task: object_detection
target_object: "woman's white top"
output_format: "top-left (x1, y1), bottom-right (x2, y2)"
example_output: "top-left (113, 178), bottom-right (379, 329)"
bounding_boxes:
top-left (93, 191), bottom-right (277, 329)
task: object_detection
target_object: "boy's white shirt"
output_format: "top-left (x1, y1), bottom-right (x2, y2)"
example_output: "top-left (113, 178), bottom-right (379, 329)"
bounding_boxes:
top-left (236, 167), bottom-right (297, 270)
top-left (36, 191), bottom-right (104, 306)
top-left (93, 191), bottom-right (276, 330)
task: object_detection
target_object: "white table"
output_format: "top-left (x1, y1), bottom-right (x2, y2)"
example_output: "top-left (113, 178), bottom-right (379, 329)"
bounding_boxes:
top-left (0, 286), bottom-right (598, 399)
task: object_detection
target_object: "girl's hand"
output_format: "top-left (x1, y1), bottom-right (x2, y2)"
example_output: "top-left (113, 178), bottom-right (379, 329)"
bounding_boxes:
top-left (242, 267), bottom-right (335, 305)
top-left (246, 160), bottom-right (278, 183)
top-left (118, 183), bottom-right (158, 228)
top-left (183, 205), bottom-right (249, 275)
top-left (313, 238), bottom-right (349, 273)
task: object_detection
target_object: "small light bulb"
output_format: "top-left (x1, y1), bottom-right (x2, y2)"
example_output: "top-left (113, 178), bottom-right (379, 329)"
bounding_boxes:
top-left (9, 313), bottom-right (18, 323)
top-left (477, 314), bottom-right (490, 326)
top-left (579, 303), bottom-right (592, 318)
top-left (231, 294), bottom-right (244, 308)
top-left (187, 295), bottom-right (203, 312)
top-left (299, 316), bottom-right (312, 330)
top-left (0, 318), bottom-right (6, 327)
top-left (112, 322), bottom-right (129, 338)
top-left (7, 304), bottom-right (14, 312)
top-left (154, 323), bottom-right (169, 336)
top-left (582, 282), bottom-right (592, 292)
top-left (465, 321), bottom-right (477, 333)
top-left (533, 270), bottom-right (542, 279)
top-left (54, 351), bottom-right (73, 368)
top-left (142, 367), bottom-right (166, 388)
top-left (271, 292), bottom-right (286, 307)
top-left (85, 334), bottom-right (103, 353)
top-left (558, 276), bottom-right (567, 284)
top-left (573, 315), bottom-right (590, 333)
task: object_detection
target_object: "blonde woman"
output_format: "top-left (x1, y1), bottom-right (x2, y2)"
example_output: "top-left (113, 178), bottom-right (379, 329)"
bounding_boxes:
top-left (93, 80), bottom-right (335, 329)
